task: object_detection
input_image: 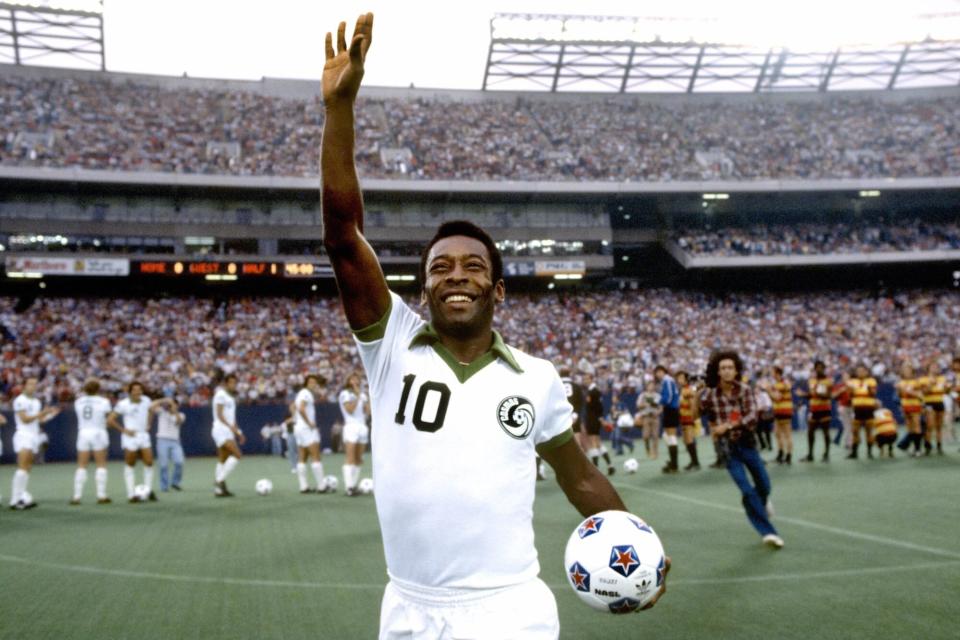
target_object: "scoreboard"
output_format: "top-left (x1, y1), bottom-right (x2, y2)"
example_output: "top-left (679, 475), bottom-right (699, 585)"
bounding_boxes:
top-left (133, 260), bottom-right (332, 278)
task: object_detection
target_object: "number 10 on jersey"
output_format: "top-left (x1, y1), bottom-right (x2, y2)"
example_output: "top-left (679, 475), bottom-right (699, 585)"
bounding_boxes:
top-left (394, 374), bottom-right (451, 433)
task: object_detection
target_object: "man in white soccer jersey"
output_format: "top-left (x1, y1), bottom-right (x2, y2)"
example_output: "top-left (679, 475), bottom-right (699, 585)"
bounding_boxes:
top-left (212, 373), bottom-right (245, 497)
top-left (112, 381), bottom-right (164, 503)
top-left (10, 377), bottom-right (60, 510)
top-left (339, 371), bottom-right (369, 496)
top-left (321, 14), bottom-right (668, 637)
top-left (293, 374), bottom-right (332, 494)
top-left (154, 397), bottom-right (186, 492)
top-left (70, 377), bottom-right (114, 505)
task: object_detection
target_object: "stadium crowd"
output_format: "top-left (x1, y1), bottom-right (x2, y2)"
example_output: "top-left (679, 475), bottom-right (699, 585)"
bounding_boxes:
top-left (2, 289), bottom-right (958, 408)
top-left (3, 74), bottom-right (960, 181)
top-left (675, 219), bottom-right (960, 257)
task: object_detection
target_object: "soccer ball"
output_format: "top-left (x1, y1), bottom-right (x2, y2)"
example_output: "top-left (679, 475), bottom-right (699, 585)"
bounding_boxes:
top-left (134, 484), bottom-right (150, 501)
top-left (564, 510), bottom-right (666, 614)
top-left (623, 458), bottom-right (639, 474)
top-left (324, 475), bottom-right (339, 492)
top-left (358, 478), bottom-right (374, 495)
top-left (255, 478), bottom-right (273, 496)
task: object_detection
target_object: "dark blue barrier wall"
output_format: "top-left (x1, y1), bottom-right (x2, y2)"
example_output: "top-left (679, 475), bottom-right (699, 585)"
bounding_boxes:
top-left (0, 403), bottom-right (342, 464)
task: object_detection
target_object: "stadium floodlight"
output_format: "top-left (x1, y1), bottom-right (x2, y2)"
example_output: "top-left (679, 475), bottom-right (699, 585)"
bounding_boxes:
top-left (385, 274), bottom-right (416, 282)
top-left (702, 193), bottom-right (730, 200)
top-left (859, 190), bottom-right (881, 198)
top-left (204, 274), bottom-right (238, 282)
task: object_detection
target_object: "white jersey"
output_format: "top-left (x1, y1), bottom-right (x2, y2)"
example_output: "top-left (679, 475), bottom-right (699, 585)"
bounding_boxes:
top-left (213, 388), bottom-right (236, 429)
top-left (354, 292), bottom-right (572, 590)
top-left (156, 407), bottom-right (184, 441)
top-left (13, 393), bottom-right (43, 435)
top-left (293, 387), bottom-right (316, 431)
top-left (114, 396), bottom-right (151, 433)
top-left (74, 395), bottom-right (112, 431)
top-left (338, 388), bottom-right (367, 426)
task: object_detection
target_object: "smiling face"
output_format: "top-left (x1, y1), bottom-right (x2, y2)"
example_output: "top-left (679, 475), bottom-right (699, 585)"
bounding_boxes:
top-left (422, 235), bottom-right (504, 341)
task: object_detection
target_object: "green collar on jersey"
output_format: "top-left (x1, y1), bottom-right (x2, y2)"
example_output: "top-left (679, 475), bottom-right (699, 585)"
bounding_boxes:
top-left (409, 323), bottom-right (523, 383)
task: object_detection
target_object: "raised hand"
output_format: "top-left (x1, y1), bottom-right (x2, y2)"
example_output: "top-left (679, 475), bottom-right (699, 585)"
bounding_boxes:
top-left (322, 12), bottom-right (373, 106)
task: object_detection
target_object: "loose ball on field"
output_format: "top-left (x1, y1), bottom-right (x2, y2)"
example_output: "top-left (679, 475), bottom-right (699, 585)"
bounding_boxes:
top-left (564, 510), bottom-right (666, 614)
top-left (358, 478), bottom-right (374, 495)
top-left (324, 475), bottom-right (339, 492)
top-left (134, 484), bottom-right (151, 501)
top-left (623, 458), bottom-right (639, 474)
top-left (255, 478), bottom-right (273, 496)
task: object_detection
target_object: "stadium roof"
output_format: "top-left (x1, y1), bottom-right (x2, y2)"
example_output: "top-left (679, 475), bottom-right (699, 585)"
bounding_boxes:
top-left (482, 13), bottom-right (960, 93)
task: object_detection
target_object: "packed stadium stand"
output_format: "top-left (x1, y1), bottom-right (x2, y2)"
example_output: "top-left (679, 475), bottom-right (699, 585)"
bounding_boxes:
top-left (2, 64), bottom-right (960, 181)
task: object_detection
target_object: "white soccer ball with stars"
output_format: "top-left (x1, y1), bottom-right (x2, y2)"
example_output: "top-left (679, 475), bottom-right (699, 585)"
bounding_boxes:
top-left (255, 478), bottom-right (273, 496)
top-left (324, 475), bottom-right (339, 492)
top-left (623, 458), bottom-right (639, 474)
top-left (358, 478), bottom-right (374, 495)
top-left (134, 484), bottom-right (151, 501)
top-left (564, 510), bottom-right (666, 614)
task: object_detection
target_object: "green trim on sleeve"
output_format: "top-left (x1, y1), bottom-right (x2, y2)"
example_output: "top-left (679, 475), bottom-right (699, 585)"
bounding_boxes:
top-left (351, 298), bottom-right (393, 343)
top-left (535, 428), bottom-right (574, 454)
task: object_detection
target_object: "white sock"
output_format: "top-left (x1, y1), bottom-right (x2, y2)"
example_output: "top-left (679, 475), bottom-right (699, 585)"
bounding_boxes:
top-left (95, 468), bottom-right (108, 499)
top-left (215, 462), bottom-right (224, 483)
top-left (143, 465), bottom-right (153, 491)
top-left (349, 464), bottom-right (361, 490)
top-left (222, 456), bottom-right (239, 481)
top-left (73, 468), bottom-right (88, 501)
top-left (311, 462), bottom-right (325, 489)
top-left (12, 469), bottom-right (28, 504)
top-left (296, 463), bottom-right (308, 491)
top-left (341, 464), bottom-right (350, 491)
top-left (124, 465), bottom-right (136, 498)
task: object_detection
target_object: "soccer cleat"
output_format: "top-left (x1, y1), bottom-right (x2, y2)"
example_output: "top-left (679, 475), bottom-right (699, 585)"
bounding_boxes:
top-left (171, 484), bottom-right (182, 491)
top-left (128, 497), bottom-right (141, 504)
top-left (684, 462), bottom-right (701, 471)
top-left (97, 497), bottom-right (112, 505)
top-left (148, 491), bottom-right (158, 502)
top-left (607, 466), bottom-right (616, 476)
top-left (762, 534), bottom-right (785, 549)
top-left (300, 489), bottom-right (313, 495)
top-left (69, 498), bottom-right (81, 506)
top-left (344, 488), bottom-right (358, 497)
top-left (214, 481), bottom-right (234, 497)
top-left (822, 454), bottom-right (829, 463)
top-left (800, 455), bottom-right (814, 463)
top-left (661, 464), bottom-right (678, 474)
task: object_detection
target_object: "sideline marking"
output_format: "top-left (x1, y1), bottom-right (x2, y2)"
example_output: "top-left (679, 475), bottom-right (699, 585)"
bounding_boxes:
top-left (615, 483), bottom-right (960, 561)
top-left (3, 552), bottom-right (958, 592)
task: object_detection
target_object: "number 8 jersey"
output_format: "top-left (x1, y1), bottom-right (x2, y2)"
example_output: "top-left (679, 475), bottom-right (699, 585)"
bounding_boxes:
top-left (354, 292), bottom-right (574, 590)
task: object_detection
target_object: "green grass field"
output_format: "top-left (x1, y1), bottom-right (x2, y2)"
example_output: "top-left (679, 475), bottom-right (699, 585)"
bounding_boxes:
top-left (2, 439), bottom-right (959, 640)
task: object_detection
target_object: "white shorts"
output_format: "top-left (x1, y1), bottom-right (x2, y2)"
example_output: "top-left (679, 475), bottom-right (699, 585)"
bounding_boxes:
top-left (13, 430), bottom-right (41, 454)
top-left (77, 429), bottom-right (109, 452)
top-left (294, 427), bottom-right (320, 449)
top-left (121, 431), bottom-right (152, 452)
top-left (379, 577), bottom-right (558, 640)
top-left (343, 421), bottom-right (369, 445)
top-left (212, 424), bottom-right (235, 448)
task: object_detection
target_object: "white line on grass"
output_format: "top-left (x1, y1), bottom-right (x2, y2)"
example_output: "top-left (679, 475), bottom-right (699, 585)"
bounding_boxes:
top-left (0, 553), bottom-right (384, 590)
top-left (614, 483), bottom-right (960, 561)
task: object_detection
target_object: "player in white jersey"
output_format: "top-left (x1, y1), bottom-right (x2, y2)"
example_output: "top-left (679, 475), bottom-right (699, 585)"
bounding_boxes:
top-left (339, 372), bottom-right (369, 496)
top-left (112, 381), bottom-right (164, 503)
top-left (154, 397), bottom-right (186, 492)
top-left (212, 373), bottom-right (245, 497)
top-left (321, 15), bottom-right (668, 636)
top-left (70, 378), bottom-right (114, 505)
top-left (293, 374), bottom-right (333, 493)
top-left (10, 377), bottom-right (61, 510)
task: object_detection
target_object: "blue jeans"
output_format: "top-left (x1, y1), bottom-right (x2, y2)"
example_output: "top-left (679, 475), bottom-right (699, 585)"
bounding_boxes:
top-left (726, 442), bottom-right (777, 537)
top-left (156, 438), bottom-right (184, 491)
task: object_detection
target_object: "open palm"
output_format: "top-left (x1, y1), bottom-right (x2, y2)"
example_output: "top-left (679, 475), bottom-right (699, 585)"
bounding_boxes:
top-left (323, 12), bottom-right (373, 105)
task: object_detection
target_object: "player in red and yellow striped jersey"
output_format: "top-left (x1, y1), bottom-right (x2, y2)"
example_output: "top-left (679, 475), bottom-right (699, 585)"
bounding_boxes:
top-left (847, 364), bottom-right (878, 459)
top-left (896, 362), bottom-right (924, 457)
top-left (770, 367), bottom-right (794, 465)
top-left (919, 361), bottom-right (949, 455)
top-left (801, 360), bottom-right (834, 463)
top-left (677, 372), bottom-right (701, 471)
top-left (872, 407), bottom-right (897, 458)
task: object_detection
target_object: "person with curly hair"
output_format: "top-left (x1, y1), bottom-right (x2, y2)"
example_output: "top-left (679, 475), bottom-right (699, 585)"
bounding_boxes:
top-left (701, 350), bottom-right (783, 549)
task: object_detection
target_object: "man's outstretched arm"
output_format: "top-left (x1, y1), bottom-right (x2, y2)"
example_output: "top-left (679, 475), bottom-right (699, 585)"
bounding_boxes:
top-left (321, 12), bottom-right (390, 330)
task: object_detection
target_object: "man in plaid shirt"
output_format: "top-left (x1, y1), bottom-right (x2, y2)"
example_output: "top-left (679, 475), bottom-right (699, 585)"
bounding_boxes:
top-left (701, 350), bottom-right (784, 549)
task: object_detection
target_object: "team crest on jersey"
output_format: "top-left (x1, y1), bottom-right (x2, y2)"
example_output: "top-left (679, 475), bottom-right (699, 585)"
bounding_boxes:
top-left (496, 396), bottom-right (535, 439)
